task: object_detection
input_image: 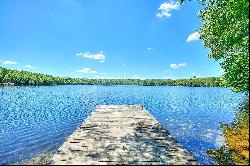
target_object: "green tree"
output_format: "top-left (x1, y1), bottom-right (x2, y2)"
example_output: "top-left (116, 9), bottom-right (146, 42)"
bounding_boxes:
top-left (0, 67), bottom-right (222, 87)
top-left (200, 0), bottom-right (249, 92)
top-left (181, 0), bottom-right (249, 92)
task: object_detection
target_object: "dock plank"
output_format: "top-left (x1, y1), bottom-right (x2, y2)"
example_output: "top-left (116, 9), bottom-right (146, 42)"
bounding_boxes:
top-left (51, 105), bottom-right (198, 165)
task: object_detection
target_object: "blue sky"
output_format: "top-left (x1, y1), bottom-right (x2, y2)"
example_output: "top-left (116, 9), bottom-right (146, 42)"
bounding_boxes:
top-left (0, 0), bottom-right (223, 79)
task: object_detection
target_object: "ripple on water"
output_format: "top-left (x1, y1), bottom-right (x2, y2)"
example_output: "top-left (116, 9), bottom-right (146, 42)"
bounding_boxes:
top-left (0, 85), bottom-right (244, 164)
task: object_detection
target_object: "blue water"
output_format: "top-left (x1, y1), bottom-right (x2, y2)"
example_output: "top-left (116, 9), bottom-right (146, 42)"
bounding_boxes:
top-left (0, 85), bottom-right (244, 164)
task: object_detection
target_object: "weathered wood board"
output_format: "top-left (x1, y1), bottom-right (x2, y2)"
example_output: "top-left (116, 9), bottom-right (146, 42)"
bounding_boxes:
top-left (51, 105), bottom-right (198, 165)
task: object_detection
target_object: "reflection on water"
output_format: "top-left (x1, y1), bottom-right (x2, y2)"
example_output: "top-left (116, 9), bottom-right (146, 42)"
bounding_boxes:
top-left (207, 99), bottom-right (249, 165)
top-left (0, 85), bottom-right (244, 164)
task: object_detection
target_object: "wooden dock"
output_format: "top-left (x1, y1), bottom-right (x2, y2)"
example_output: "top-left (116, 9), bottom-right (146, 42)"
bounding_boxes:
top-left (51, 105), bottom-right (198, 165)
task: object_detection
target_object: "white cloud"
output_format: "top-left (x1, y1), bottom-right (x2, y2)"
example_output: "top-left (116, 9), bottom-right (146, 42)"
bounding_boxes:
top-left (2, 60), bottom-right (18, 65)
top-left (170, 63), bottom-right (187, 69)
top-left (75, 67), bottom-right (97, 74)
top-left (76, 51), bottom-right (105, 62)
top-left (156, 1), bottom-right (180, 18)
top-left (24, 64), bottom-right (36, 69)
top-left (187, 32), bottom-right (200, 42)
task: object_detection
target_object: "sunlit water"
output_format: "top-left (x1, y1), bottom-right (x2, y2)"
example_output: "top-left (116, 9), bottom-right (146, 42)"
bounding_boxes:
top-left (0, 85), bottom-right (244, 164)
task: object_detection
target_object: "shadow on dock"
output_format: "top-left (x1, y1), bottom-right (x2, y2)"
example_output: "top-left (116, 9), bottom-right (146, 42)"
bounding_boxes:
top-left (51, 105), bottom-right (198, 165)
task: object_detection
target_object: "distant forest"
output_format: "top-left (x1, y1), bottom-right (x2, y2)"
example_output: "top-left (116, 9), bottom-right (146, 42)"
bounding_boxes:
top-left (0, 67), bottom-right (223, 87)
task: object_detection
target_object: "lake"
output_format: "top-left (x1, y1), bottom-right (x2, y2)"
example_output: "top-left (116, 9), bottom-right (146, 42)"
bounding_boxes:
top-left (0, 85), bottom-right (244, 164)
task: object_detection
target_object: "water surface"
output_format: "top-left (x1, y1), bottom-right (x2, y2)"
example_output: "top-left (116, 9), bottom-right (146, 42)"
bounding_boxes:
top-left (0, 85), bottom-right (244, 164)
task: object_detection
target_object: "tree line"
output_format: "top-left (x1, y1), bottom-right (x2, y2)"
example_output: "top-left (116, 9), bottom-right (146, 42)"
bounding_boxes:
top-left (0, 67), bottom-right (222, 87)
